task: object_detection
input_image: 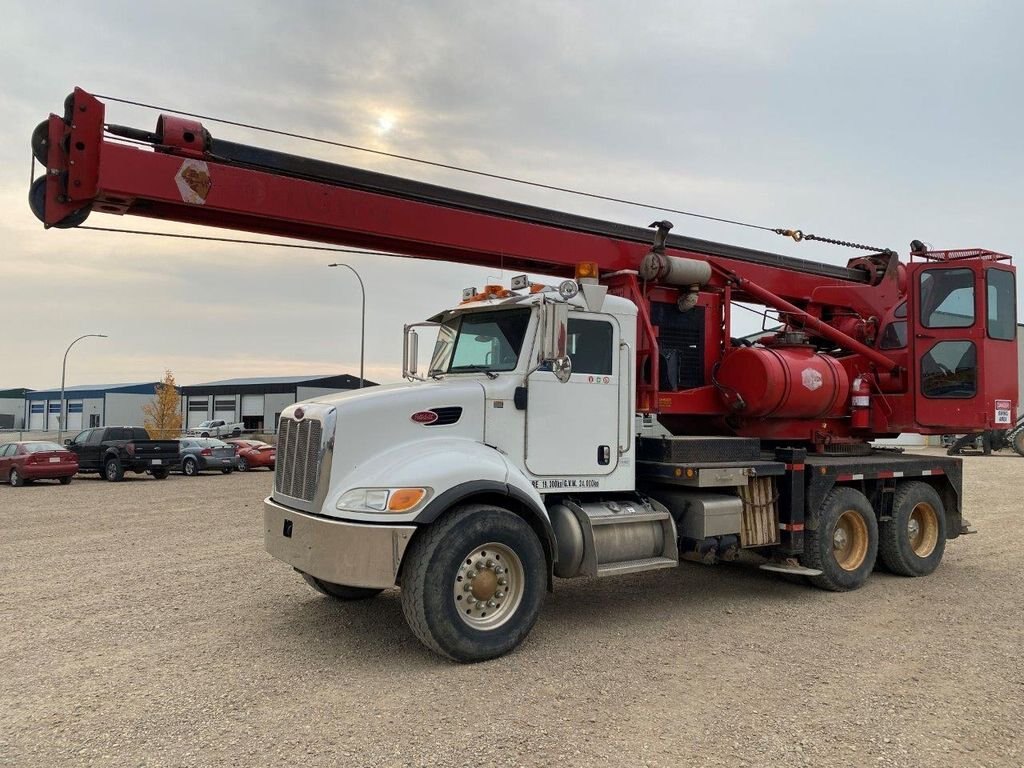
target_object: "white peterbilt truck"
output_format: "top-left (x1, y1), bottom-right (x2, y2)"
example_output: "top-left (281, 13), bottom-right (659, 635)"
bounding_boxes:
top-left (265, 280), bottom-right (664, 661)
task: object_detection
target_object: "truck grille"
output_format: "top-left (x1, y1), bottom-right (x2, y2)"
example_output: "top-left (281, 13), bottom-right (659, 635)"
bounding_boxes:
top-left (275, 417), bottom-right (324, 502)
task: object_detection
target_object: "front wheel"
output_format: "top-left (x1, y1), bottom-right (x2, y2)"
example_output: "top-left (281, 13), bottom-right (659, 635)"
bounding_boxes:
top-left (221, 468), bottom-right (233, 475)
top-left (400, 503), bottom-right (546, 662)
top-left (802, 486), bottom-right (878, 592)
top-left (104, 457), bottom-right (124, 482)
top-left (301, 573), bottom-right (383, 601)
top-left (237, 457), bottom-right (249, 472)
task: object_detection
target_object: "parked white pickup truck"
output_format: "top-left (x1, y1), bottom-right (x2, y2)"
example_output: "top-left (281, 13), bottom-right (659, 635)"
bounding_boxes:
top-left (186, 419), bottom-right (243, 438)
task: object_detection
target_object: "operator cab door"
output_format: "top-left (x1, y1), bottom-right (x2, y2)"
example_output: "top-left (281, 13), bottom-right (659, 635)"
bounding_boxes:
top-left (908, 261), bottom-right (1017, 428)
top-left (526, 316), bottom-right (620, 476)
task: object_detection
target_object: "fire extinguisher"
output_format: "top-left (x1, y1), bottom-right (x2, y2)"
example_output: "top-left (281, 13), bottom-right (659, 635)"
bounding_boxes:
top-left (851, 375), bottom-right (871, 430)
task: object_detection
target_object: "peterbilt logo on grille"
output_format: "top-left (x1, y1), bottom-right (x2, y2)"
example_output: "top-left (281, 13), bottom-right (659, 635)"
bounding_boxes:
top-left (293, 407), bottom-right (305, 420)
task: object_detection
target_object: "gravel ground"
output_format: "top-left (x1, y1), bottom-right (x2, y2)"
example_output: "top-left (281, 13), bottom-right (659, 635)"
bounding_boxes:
top-left (1, 450), bottom-right (1022, 768)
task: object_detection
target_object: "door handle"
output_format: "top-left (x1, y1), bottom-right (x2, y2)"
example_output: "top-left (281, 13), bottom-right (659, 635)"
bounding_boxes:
top-left (915, 333), bottom-right (936, 339)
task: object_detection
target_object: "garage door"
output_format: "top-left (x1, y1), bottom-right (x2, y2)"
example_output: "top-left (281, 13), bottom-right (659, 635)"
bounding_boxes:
top-left (213, 397), bottom-right (236, 422)
top-left (29, 403), bottom-right (45, 430)
top-left (241, 395), bottom-right (263, 417)
top-left (47, 402), bottom-right (61, 430)
top-left (187, 398), bottom-right (209, 428)
top-left (66, 401), bottom-right (83, 431)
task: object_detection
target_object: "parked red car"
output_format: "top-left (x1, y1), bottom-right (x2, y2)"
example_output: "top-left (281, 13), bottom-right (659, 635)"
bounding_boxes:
top-left (225, 439), bottom-right (276, 472)
top-left (0, 441), bottom-right (79, 486)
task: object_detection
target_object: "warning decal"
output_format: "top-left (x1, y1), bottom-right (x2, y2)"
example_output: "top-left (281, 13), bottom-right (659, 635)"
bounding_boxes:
top-left (175, 159), bottom-right (212, 205)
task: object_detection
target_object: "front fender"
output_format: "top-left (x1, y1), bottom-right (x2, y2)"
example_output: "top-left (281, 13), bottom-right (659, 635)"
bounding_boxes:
top-left (325, 437), bottom-right (509, 524)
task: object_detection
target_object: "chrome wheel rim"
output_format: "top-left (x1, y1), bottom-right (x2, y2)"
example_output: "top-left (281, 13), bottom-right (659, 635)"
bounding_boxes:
top-left (10, 469), bottom-right (18, 484)
top-left (453, 542), bottom-right (525, 630)
top-left (106, 463), bottom-right (116, 480)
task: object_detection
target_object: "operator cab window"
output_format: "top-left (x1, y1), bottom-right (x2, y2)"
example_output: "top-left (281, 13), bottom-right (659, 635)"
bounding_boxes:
top-left (987, 268), bottom-right (1016, 341)
top-left (921, 340), bottom-right (977, 399)
top-left (920, 269), bottom-right (975, 328)
top-left (879, 302), bottom-right (908, 350)
top-left (567, 319), bottom-right (614, 375)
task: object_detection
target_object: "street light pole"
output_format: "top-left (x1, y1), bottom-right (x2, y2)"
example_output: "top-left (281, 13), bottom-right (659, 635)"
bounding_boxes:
top-left (327, 263), bottom-right (366, 388)
top-left (59, 334), bottom-right (108, 443)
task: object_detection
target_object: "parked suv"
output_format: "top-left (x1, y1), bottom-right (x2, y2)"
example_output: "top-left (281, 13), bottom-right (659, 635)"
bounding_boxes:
top-left (65, 427), bottom-right (180, 481)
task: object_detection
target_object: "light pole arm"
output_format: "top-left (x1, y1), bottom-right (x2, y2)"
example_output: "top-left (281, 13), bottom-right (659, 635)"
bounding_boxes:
top-left (327, 263), bottom-right (366, 388)
top-left (59, 333), bottom-right (107, 442)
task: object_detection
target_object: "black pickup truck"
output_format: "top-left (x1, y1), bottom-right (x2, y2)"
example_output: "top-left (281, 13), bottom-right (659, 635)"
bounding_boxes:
top-left (65, 426), bottom-right (180, 481)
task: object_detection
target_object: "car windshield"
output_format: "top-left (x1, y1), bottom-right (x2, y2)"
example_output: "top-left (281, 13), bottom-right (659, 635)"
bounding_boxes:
top-left (200, 439), bottom-right (228, 447)
top-left (197, 421), bottom-right (214, 428)
top-left (429, 308), bottom-right (531, 375)
top-left (24, 442), bottom-right (64, 452)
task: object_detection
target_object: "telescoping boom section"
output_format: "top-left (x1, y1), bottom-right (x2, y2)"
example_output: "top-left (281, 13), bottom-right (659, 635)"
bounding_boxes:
top-left (31, 88), bottom-right (1017, 446)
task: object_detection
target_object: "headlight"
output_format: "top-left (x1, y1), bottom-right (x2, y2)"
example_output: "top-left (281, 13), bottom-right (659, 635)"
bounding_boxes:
top-left (337, 487), bottom-right (430, 513)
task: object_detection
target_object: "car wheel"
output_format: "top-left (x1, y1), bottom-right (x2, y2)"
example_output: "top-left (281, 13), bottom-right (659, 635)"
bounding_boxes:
top-left (221, 468), bottom-right (233, 475)
top-left (59, 476), bottom-right (72, 485)
top-left (104, 457), bottom-right (125, 482)
top-left (237, 457), bottom-right (249, 472)
top-left (151, 468), bottom-right (170, 480)
top-left (183, 457), bottom-right (199, 477)
top-left (10, 468), bottom-right (24, 487)
top-left (200, 432), bottom-right (209, 438)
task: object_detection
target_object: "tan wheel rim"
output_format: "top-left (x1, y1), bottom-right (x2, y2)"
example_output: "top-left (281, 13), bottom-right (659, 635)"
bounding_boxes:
top-left (453, 542), bottom-right (525, 631)
top-left (832, 510), bottom-right (869, 571)
top-left (908, 502), bottom-right (939, 558)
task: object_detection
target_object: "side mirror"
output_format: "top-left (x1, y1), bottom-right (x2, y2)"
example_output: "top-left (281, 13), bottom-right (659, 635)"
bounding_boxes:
top-left (403, 326), bottom-right (420, 379)
top-left (539, 302), bottom-right (571, 383)
top-left (64, 438), bottom-right (72, 446)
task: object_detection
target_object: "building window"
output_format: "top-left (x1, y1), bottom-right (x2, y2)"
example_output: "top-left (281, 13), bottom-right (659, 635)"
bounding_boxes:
top-left (214, 398), bottom-right (236, 412)
top-left (89, 414), bottom-right (101, 428)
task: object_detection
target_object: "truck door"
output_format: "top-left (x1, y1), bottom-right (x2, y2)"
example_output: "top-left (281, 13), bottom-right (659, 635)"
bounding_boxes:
top-left (525, 316), bottom-right (621, 477)
top-left (908, 260), bottom-right (1017, 429)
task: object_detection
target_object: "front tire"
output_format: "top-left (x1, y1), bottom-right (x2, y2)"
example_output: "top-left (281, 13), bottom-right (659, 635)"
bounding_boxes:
top-left (10, 468), bottom-right (24, 487)
top-left (104, 457), bottom-right (124, 482)
top-left (237, 457), bottom-right (249, 472)
top-left (879, 481), bottom-right (947, 576)
top-left (400, 503), bottom-right (546, 662)
top-left (803, 486), bottom-right (878, 592)
top-left (301, 573), bottom-right (383, 601)
top-left (182, 457), bottom-right (199, 477)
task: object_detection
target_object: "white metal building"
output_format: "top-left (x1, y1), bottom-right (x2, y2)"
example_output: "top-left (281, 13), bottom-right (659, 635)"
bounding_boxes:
top-left (0, 389), bottom-right (31, 429)
top-left (22, 382), bottom-right (159, 432)
top-left (178, 374), bottom-right (374, 433)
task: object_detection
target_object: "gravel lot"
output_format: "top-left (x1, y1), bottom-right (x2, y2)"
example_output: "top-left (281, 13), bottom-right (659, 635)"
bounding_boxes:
top-left (1, 450), bottom-right (1022, 768)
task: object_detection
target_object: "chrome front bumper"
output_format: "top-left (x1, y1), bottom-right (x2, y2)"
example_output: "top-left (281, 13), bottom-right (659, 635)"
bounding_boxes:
top-left (263, 496), bottom-right (416, 589)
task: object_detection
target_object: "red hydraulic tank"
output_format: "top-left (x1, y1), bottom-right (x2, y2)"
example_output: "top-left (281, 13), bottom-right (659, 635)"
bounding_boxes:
top-left (716, 345), bottom-right (850, 419)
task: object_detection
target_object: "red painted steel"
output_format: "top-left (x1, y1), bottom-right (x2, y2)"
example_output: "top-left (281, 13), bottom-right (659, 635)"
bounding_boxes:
top-left (30, 88), bottom-right (1017, 445)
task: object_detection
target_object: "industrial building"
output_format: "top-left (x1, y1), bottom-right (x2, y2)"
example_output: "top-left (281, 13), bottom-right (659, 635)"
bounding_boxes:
top-left (22, 382), bottom-right (160, 432)
top-left (178, 374), bottom-right (374, 433)
top-left (0, 389), bottom-right (32, 429)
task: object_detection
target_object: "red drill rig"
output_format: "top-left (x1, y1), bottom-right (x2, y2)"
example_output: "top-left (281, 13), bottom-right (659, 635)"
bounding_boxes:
top-left (29, 88), bottom-right (1018, 661)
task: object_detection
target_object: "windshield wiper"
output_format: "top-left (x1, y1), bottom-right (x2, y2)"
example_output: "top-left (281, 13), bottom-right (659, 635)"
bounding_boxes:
top-left (449, 365), bottom-right (500, 379)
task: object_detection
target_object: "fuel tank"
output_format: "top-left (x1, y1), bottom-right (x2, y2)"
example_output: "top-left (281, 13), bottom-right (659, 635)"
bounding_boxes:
top-left (716, 345), bottom-right (849, 419)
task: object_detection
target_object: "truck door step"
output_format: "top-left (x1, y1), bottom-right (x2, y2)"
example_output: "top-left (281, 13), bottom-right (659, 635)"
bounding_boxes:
top-left (759, 560), bottom-right (823, 577)
top-left (596, 556), bottom-right (678, 578)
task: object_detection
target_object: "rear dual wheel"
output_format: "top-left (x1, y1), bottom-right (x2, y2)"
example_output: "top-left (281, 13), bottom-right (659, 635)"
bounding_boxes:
top-left (803, 487), bottom-right (878, 592)
top-left (879, 481), bottom-right (946, 576)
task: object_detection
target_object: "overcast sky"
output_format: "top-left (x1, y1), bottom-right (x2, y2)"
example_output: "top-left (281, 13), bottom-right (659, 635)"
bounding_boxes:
top-left (1, 1), bottom-right (1021, 390)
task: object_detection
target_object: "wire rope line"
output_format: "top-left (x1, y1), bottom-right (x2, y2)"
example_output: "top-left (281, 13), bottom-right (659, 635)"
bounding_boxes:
top-left (94, 93), bottom-right (779, 234)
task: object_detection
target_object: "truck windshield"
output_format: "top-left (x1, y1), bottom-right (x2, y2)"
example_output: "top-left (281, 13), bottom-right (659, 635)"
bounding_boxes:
top-left (429, 308), bottom-right (531, 375)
